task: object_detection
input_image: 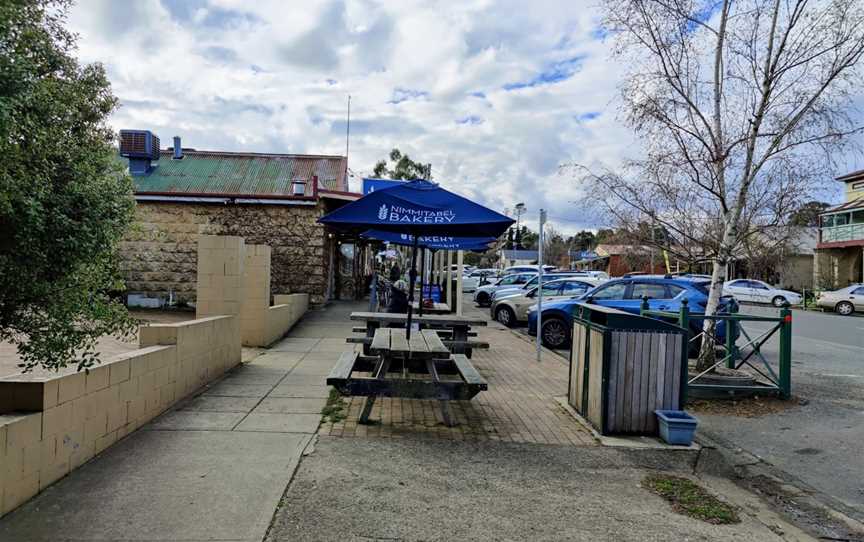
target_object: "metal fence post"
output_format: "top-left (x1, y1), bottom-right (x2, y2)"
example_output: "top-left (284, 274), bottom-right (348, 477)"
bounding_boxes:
top-left (725, 302), bottom-right (737, 369)
top-left (678, 298), bottom-right (689, 330)
top-left (679, 298), bottom-right (690, 406)
top-left (779, 303), bottom-right (792, 399)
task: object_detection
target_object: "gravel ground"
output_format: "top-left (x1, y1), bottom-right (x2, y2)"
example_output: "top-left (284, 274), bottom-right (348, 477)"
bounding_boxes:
top-left (266, 436), bottom-right (802, 542)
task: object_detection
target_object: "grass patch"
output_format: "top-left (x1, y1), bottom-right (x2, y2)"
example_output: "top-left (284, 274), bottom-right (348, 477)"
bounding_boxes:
top-left (321, 389), bottom-right (347, 424)
top-left (643, 474), bottom-right (740, 525)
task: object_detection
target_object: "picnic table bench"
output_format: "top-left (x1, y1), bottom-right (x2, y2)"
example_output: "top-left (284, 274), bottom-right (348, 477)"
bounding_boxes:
top-left (328, 327), bottom-right (488, 426)
top-left (350, 311), bottom-right (488, 356)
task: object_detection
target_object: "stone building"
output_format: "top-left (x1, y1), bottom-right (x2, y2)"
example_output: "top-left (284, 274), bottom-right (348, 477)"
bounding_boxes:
top-left (117, 130), bottom-right (360, 305)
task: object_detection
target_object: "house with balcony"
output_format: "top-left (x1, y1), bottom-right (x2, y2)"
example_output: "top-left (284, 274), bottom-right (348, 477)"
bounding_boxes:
top-left (814, 169), bottom-right (864, 288)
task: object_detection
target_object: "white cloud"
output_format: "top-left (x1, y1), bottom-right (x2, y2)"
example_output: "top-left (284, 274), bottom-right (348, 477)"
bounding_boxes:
top-left (68, 0), bottom-right (637, 234)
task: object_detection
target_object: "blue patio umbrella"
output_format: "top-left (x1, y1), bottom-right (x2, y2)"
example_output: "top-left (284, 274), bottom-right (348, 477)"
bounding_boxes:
top-left (360, 229), bottom-right (495, 314)
top-left (319, 180), bottom-right (513, 336)
top-left (318, 179), bottom-right (513, 237)
top-left (359, 230), bottom-right (495, 252)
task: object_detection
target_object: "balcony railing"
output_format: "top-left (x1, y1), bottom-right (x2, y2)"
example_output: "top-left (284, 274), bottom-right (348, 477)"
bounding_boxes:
top-left (820, 223), bottom-right (864, 243)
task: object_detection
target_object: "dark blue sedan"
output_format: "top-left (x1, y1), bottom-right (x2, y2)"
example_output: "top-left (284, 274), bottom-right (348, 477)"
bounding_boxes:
top-left (527, 276), bottom-right (737, 352)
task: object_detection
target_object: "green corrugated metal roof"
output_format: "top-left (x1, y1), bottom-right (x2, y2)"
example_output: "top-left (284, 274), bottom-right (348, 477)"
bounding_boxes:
top-left (130, 150), bottom-right (347, 197)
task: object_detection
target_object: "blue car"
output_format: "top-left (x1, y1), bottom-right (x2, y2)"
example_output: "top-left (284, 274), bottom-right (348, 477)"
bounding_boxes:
top-left (527, 276), bottom-right (737, 353)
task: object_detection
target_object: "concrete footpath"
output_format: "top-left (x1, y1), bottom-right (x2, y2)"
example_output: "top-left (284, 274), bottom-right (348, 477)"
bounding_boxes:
top-left (0, 300), bottom-right (819, 541)
top-left (0, 305), bottom-right (355, 542)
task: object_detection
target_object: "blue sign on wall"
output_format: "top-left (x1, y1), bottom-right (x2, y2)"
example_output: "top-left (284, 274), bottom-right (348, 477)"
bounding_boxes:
top-left (362, 178), bottom-right (406, 195)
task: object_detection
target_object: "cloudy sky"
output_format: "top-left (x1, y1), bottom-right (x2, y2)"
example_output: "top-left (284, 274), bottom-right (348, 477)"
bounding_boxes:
top-left (66, 0), bottom-right (855, 234)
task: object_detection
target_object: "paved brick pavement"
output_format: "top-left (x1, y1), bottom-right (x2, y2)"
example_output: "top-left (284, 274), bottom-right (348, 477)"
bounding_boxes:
top-left (319, 298), bottom-right (596, 446)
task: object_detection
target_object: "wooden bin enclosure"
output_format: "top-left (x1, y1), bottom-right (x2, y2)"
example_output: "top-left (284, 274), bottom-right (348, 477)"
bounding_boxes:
top-left (568, 304), bottom-right (688, 435)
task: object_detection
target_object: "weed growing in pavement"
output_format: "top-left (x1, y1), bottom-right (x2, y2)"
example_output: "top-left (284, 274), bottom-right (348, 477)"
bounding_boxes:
top-left (321, 389), bottom-right (347, 423)
top-left (643, 474), bottom-right (740, 525)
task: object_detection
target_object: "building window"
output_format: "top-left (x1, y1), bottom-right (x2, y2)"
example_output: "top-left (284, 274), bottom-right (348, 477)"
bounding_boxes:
top-left (852, 181), bottom-right (864, 191)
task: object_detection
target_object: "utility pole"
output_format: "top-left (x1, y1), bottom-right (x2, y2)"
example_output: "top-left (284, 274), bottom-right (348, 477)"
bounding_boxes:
top-left (514, 203), bottom-right (526, 249)
top-left (536, 209), bottom-right (546, 363)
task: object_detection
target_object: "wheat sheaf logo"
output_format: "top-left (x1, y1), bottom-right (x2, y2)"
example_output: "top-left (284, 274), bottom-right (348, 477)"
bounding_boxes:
top-left (378, 204), bottom-right (389, 220)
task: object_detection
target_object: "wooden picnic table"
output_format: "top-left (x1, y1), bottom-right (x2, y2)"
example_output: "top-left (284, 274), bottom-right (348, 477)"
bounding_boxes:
top-left (369, 327), bottom-right (450, 359)
top-left (350, 311), bottom-right (487, 356)
top-left (328, 327), bottom-right (487, 426)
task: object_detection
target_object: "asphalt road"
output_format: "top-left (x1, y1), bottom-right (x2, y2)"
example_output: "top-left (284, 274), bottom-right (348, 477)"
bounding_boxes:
top-left (513, 301), bottom-right (864, 520)
top-left (699, 305), bottom-right (864, 520)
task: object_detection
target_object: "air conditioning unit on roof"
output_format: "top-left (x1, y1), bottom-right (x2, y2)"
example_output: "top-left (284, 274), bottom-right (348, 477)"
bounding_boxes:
top-left (119, 130), bottom-right (160, 160)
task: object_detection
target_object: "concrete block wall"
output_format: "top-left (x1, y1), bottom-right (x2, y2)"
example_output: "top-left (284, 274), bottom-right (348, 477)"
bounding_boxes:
top-left (0, 315), bottom-right (238, 518)
top-left (240, 244), bottom-right (273, 347)
top-left (196, 235), bottom-right (246, 319)
top-left (240, 244), bottom-right (309, 347)
top-left (196, 235), bottom-right (244, 356)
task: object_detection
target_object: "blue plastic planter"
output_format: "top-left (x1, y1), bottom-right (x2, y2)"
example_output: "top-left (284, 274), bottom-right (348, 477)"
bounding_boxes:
top-left (655, 410), bottom-right (698, 446)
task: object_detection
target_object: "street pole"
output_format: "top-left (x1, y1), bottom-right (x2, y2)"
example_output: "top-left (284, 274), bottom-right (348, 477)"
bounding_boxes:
top-left (514, 203), bottom-right (526, 249)
top-left (537, 209), bottom-right (546, 363)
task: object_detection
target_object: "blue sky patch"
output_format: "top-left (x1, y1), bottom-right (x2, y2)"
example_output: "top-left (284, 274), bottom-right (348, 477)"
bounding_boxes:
top-left (578, 111), bottom-right (601, 121)
top-left (503, 55), bottom-right (587, 90)
top-left (388, 88), bottom-right (429, 104)
top-left (457, 115), bottom-right (483, 125)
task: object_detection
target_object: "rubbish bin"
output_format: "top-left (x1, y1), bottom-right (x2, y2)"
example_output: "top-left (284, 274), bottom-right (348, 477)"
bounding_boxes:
top-left (569, 303), bottom-right (688, 435)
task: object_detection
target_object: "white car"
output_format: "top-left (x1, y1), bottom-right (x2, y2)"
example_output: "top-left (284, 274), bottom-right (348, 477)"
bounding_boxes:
top-left (461, 273), bottom-right (479, 292)
top-left (722, 279), bottom-right (802, 307)
top-left (473, 272), bottom-right (537, 306)
top-left (504, 265), bottom-right (556, 274)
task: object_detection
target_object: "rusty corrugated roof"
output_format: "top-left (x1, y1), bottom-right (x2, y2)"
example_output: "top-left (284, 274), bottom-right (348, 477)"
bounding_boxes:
top-left (131, 150), bottom-right (347, 197)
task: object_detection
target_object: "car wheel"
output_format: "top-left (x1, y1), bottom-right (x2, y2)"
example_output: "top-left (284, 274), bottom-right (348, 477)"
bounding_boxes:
top-left (836, 301), bottom-right (855, 316)
top-left (476, 292), bottom-right (490, 306)
top-left (495, 305), bottom-right (516, 327)
top-left (541, 318), bottom-right (570, 349)
top-left (771, 295), bottom-right (787, 307)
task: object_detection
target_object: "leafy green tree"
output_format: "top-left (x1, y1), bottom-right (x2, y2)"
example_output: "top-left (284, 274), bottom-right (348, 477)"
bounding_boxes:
top-left (0, 0), bottom-right (136, 372)
top-left (790, 201), bottom-right (830, 227)
top-left (568, 230), bottom-right (596, 252)
top-left (373, 148), bottom-right (432, 180)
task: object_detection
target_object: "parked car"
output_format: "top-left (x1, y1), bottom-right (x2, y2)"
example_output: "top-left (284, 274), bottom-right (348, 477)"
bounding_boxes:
top-left (450, 264), bottom-right (476, 274)
top-left (722, 279), bottom-right (802, 307)
top-left (527, 276), bottom-right (737, 352)
top-left (815, 284), bottom-right (864, 315)
top-left (503, 265), bottom-right (556, 274)
top-left (490, 272), bottom-right (605, 303)
top-left (461, 275), bottom-right (480, 293)
top-left (473, 272), bottom-right (537, 306)
top-left (671, 272), bottom-right (713, 280)
top-left (470, 268), bottom-right (500, 283)
top-left (578, 270), bottom-right (610, 281)
top-left (491, 278), bottom-right (596, 326)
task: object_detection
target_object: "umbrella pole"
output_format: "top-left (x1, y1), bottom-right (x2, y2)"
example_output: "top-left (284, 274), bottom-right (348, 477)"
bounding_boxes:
top-left (406, 236), bottom-right (419, 340)
top-left (418, 247), bottom-right (426, 316)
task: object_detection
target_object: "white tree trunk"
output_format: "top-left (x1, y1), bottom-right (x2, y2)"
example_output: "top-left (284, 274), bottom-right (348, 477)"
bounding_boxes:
top-left (697, 214), bottom-right (736, 370)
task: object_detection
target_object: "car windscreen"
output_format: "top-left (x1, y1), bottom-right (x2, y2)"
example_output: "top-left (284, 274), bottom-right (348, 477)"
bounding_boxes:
top-left (691, 281), bottom-right (711, 295)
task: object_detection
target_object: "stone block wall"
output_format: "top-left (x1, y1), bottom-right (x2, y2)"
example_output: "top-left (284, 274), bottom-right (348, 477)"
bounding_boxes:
top-left (0, 315), bottom-right (239, 517)
top-left (119, 201), bottom-right (330, 304)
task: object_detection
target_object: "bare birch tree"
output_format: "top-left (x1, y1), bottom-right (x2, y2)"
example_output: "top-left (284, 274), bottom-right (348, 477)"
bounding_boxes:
top-left (578, 0), bottom-right (864, 370)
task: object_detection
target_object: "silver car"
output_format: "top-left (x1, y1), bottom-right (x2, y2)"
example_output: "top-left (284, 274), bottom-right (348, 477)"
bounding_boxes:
top-left (473, 272), bottom-right (537, 307)
top-left (816, 284), bottom-right (864, 315)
